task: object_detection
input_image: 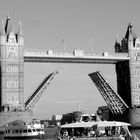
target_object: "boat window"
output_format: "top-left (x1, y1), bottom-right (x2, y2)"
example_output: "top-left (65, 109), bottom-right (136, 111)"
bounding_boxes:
top-left (19, 130), bottom-right (22, 133)
top-left (28, 129), bottom-right (32, 132)
top-left (23, 129), bottom-right (27, 133)
top-left (6, 130), bottom-right (10, 133)
top-left (10, 130), bottom-right (14, 133)
top-left (82, 116), bottom-right (90, 122)
top-left (0, 131), bottom-right (4, 134)
top-left (37, 129), bottom-right (41, 132)
top-left (15, 130), bottom-right (19, 133)
top-left (33, 129), bottom-right (36, 132)
top-left (91, 115), bottom-right (96, 121)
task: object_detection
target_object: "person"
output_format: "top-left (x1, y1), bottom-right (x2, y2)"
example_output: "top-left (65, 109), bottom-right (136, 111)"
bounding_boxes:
top-left (120, 126), bottom-right (131, 140)
top-left (120, 126), bottom-right (127, 137)
top-left (63, 129), bottom-right (69, 140)
top-left (105, 127), bottom-right (108, 136)
top-left (63, 129), bottom-right (68, 137)
top-left (111, 126), bottom-right (116, 135)
top-left (89, 129), bottom-right (95, 137)
top-left (95, 129), bottom-right (100, 137)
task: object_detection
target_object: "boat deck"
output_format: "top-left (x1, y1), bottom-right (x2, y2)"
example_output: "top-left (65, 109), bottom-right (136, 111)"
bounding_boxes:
top-left (76, 136), bottom-right (122, 140)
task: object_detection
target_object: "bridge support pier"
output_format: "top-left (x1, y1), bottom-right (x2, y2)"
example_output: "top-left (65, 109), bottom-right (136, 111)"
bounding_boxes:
top-left (128, 108), bottom-right (140, 128)
top-left (0, 111), bottom-right (33, 127)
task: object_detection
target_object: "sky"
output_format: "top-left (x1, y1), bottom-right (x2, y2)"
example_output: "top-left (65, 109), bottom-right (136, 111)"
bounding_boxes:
top-left (0, 0), bottom-right (140, 119)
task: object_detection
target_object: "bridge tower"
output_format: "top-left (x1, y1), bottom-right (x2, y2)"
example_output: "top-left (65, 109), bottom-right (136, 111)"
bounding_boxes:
top-left (115, 24), bottom-right (140, 127)
top-left (0, 17), bottom-right (24, 111)
top-left (0, 17), bottom-right (33, 126)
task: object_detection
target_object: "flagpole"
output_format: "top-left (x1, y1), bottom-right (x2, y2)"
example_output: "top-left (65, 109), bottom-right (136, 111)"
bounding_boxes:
top-left (89, 39), bottom-right (94, 54)
top-left (60, 38), bottom-right (66, 52)
top-left (63, 41), bottom-right (66, 52)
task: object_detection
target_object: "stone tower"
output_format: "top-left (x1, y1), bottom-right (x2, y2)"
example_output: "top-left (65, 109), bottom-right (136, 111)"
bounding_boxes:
top-left (127, 25), bottom-right (140, 107)
top-left (0, 17), bottom-right (24, 111)
top-left (0, 17), bottom-right (32, 126)
top-left (115, 24), bottom-right (140, 127)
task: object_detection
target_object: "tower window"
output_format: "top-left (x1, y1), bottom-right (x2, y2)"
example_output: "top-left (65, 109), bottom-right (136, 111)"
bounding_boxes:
top-left (137, 82), bottom-right (140, 88)
top-left (135, 52), bottom-right (140, 61)
top-left (136, 52), bottom-right (140, 56)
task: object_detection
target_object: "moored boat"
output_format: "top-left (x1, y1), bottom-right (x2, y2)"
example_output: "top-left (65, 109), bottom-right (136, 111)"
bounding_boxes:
top-left (3, 119), bottom-right (45, 139)
top-left (59, 121), bottom-right (132, 140)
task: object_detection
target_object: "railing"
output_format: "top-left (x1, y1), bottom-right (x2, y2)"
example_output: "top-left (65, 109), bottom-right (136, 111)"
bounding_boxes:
top-left (24, 49), bottom-right (129, 60)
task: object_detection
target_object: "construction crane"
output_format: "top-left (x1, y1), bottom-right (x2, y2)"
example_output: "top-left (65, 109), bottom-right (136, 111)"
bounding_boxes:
top-left (88, 71), bottom-right (129, 116)
top-left (25, 71), bottom-right (58, 111)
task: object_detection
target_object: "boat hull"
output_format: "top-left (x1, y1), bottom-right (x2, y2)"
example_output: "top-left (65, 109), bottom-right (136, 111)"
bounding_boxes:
top-left (75, 137), bottom-right (122, 140)
top-left (4, 134), bottom-right (45, 139)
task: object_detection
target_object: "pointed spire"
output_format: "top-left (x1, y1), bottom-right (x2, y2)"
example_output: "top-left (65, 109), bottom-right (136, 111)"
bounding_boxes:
top-left (125, 23), bottom-right (137, 40)
top-left (114, 34), bottom-right (121, 52)
top-left (128, 22), bottom-right (132, 30)
top-left (115, 33), bottom-right (121, 46)
top-left (18, 21), bottom-right (23, 36)
top-left (1, 20), bottom-right (5, 35)
top-left (5, 15), bottom-right (12, 34)
top-left (115, 33), bottom-right (119, 43)
top-left (128, 23), bottom-right (133, 41)
top-left (125, 23), bottom-right (132, 40)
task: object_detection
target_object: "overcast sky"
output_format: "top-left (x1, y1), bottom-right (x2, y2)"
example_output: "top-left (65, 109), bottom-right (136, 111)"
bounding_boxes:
top-left (0, 0), bottom-right (140, 119)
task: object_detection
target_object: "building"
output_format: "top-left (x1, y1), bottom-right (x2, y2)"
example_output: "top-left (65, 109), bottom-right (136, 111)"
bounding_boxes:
top-left (60, 111), bottom-right (98, 125)
top-left (97, 106), bottom-right (114, 121)
top-left (60, 111), bottom-right (84, 125)
top-left (51, 114), bottom-right (63, 126)
top-left (52, 114), bottom-right (63, 121)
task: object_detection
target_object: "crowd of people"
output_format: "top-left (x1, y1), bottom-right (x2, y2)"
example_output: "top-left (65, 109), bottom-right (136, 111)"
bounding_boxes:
top-left (58, 126), bottom-right (131, 140)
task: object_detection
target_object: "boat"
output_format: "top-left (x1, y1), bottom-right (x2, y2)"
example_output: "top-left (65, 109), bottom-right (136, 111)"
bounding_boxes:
top-left (59, 121), bottom-right (132, 140)
top-left (3, 119), bottom-right (45, 139)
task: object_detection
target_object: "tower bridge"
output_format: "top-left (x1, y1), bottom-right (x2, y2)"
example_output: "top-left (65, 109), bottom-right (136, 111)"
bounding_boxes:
top-left (0, 17), bottom-right (140, 127)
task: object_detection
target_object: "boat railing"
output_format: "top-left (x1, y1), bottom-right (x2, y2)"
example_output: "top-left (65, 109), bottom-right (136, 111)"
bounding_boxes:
top-left (59, 125), bottom-right (132, 140)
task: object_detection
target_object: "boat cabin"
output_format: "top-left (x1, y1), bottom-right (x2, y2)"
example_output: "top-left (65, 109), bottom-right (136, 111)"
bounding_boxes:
top-left (60, 121), bottom-right (131, 140)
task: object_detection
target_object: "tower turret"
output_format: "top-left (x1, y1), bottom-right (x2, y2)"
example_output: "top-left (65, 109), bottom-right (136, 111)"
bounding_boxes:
top-left (128, 24), bottom-right (133, 50)
top-left (5, 16), bottom-right (12, 34)
top-left (114, 34), bottom-right (121, 52)
top-left (0, 20), bottom-right (6, 46)
top-left (18, 21), bottom-right (23, 37)
top-left (0, 20), bottom-right (5, 35)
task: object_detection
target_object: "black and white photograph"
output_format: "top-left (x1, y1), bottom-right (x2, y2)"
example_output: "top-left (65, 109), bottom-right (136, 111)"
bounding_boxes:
top-left (0, 0), bottom-right (140, 139)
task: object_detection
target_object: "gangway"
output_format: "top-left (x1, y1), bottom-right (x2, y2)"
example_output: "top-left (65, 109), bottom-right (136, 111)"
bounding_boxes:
top-left (88, 71), bottom-right (129, 115)
top-left (25, 71), bottom-right (58, 111)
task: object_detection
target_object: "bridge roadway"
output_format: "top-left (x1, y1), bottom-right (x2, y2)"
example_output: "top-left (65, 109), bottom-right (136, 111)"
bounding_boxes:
top-left (23, 49), bottom-right (129, 64)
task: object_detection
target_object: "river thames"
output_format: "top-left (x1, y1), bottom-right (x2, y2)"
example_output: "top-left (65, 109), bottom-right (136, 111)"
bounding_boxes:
top-left (0, 136), bottom-right (58, 140)
top-left (1, 128), bottom-right (140, 140)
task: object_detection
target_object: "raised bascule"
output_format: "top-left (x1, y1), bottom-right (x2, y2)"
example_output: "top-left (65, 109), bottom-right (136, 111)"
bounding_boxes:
top-left (0, 16), bottom-right (140, 127)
